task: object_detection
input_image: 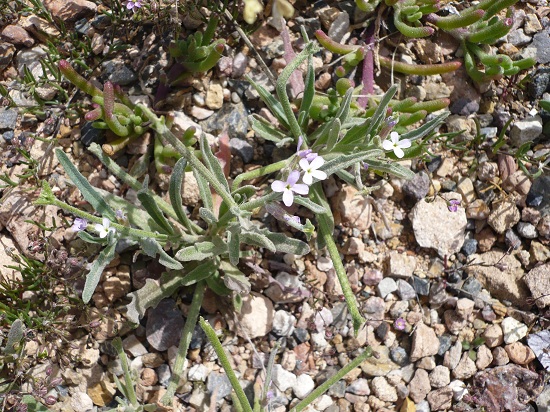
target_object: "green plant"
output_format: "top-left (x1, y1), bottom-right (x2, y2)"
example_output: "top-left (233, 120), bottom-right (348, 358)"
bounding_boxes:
top-left (36, 32), bottom-right (448, 409)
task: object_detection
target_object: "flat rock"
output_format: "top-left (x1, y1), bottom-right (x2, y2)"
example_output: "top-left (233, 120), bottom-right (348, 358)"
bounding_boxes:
top-left (524, 263), bottom-right (550, 308)
top-left (427, 387), bottom-right (453, 411)
top-left (464, 251), bottom-right (529, 307)
top-left (452, 352), bottom-right (477, 380)
top-left (410, 194), bottom-right (467, 257)
top-left (410, 323), bottom-right (440, 361)
top-left (331, 185), bottom-right (372, 231)
top-left (487, 199), bottom-right (520, 234)
top-left (408, 369), bottom-right (431, 403)
top-left (44, 0), bottom-right (96, 22)
top-left (0, 25), bottom-right (34, 47)
top-left (387, 251), bottom-right (417, 278)
top-left (371, 376), bottom-right (398, 402)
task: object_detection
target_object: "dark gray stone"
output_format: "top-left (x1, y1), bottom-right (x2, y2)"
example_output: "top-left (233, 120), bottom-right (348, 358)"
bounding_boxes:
top-left (505, 229), bottom-right (522, 249)
top-left (426, 155), bottom-right (442, 173)
top-left (375, 321), bottom-right (390, 340)
top-left (229, 138), bottom-right (254, 163)
top-left (532, 30), bottom-right (550, 64)
top-left (450, 98), bottom-right (479, 116)
top-left (438, 334), bottom-right (453, 356)
top-left (461, 277), bottom-right (482, 298)
top-left (461, 238), bottom-right (478, 256)
top-left (108, 65), bottom-right (137, 86)
top-left (146, 298), bottom-right (184, 351)
top-left (293, 327), bottom-right (309, 343)
top-left (207, 372), bottom-right (232, 399)
top-left (200, 101), bottom-right (248, 139)
top-left (403, 171), bottom-right (430, 201)
top-left (2, 130), bottom-right (14, 143)
top-left (327, 380), bottom-right (346, 398)
top-left (156, 364), bottom-right (171, 387)
top-left (390, 346), bottom-right (409, 366)
top-left (474, 180), bottom-right (496, 204)
top-left (528, 68), bottom-right (550, 99)
top-left (527, 175), bottom-right (550, 216)
top-left (412, 276), bottom-right (430, 296)
top-left (80, 121), bottom-right (105, 146)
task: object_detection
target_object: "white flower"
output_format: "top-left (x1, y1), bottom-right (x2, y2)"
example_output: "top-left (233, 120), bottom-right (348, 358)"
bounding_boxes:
top-left (299, 156), bottom-right (327, 185)
top-left (94, 218), bottom-right (116, 238)
top-left (382, 131), bottom-right (411, 159)
top-left (271, 170), bottom-right (309, 207)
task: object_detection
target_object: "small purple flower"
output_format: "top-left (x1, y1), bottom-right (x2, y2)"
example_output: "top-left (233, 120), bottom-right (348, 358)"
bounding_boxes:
top-left (448, 199), bottom-right (461, 212)
top-left (71, 218), bottom-right (88, 232)
top-left (126, 0), bottom-right (142, 11)
top-left (271, 170), bottom-right (309, 207)
top-left (394, 318), bottom-right (406, 331)
top-left (296, 135), bottom-right (318, 162)
top-left (284, 214), bottom-right (301, 224)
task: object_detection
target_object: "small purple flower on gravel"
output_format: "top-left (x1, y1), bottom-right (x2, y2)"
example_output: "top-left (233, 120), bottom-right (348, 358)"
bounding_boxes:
top-left (126, 0), bottom-right (142, 11)
top-left (448, 199), bottom-right (461, 212)
top-left (394, 318), bottom-right (406, 331)
top-left (382, 131), bottom-right (411, 159)
top-left (271, 170), bottom-right (309, 207)
top-left (299, 156), bottom-right (328, 185)
top-left (71, 218), bottom-right (88, 232)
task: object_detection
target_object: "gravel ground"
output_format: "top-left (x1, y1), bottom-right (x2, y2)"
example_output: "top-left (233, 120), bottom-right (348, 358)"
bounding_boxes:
top-left (1, 0), bottom-right (550, 411)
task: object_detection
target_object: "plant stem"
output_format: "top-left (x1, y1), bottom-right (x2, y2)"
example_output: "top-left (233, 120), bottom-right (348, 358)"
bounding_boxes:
top-left (317, 213), bottom-right (366, 334)
top-left (290, 347), bottom-right (372, 412)
top-left (199, 316), bottom-right (254, 412)
top-left (240, 192), bottom-right (280, 211)
top-left (161, 280), bottom-right (206, 405)
top-left (112, 337), bottom-right (139, 407)
top-left (231, 159), bottom-right (288, 192)
top-left (139, 105), bottom-right (238, 210)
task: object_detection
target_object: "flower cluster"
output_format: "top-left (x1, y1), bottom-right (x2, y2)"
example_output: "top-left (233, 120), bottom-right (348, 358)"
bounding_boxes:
top-left (271, 148), bottom-right (328, 207)
top-left (126, 0), bottom-right (142, 12)
top-left (71, 217), bottom-right (116, 239)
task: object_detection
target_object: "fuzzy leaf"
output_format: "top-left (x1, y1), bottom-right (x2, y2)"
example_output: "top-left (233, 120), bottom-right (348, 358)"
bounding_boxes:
top-left (220, 260), bottom-right (251, 295)
top-left (321, 149), bottom-right (383, 177)
top-left (399, 112), bottom-right (448, 143)
top-left (241, 231), bottom-right (277, 252)
top-left (227, 225), bottom-right (241, 265)
top-left (292, 196), bottom-right (328, 214)
top-left (56, 149), bottom-right (115, 220)
top-left (263, 231), bottom-right (310, 255)
top-left (194, 168), bottom-right (214, 211)
top-left (137, 178), bottom-right (175, 235)
top-left (169, 157), bottom-right (190, 227)
top-left (82, 237), bottom-right (117, 303)
top-left (364, 85), bottom-right (398, 141)
top-left (200, 134), bottom-right (230, 193)
top-left (366, 158), bottom-right (415, 179)
top-left (139, 237), bottom-right (183, 270)
top-left (175, 238), bottom-right (227, 261)
top-left (4, 319), bottom-right (25, 355)
top-left (125, 261), bottom-right (217, 323)
top-left (246, 75), bottom-right (290, 129)
top-left (249, 114), bottom-right (291, 145)
top-left (199, 207), bottom-right (218, 225)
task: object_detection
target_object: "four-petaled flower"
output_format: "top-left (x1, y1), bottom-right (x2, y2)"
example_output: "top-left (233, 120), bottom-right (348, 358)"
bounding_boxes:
top-left (299, 157), bottom-right (328, 185)
top-left (94, 218), bottom-right (116, 239)
top-left (71, 218), bottom-right (88, 232)
top-left (448, 199), bottom-right (461, 212)
top-left (271, 170), bottom-right (309, 207)
top-left (126, 0), bottom-right (142, 11)
top-left (382, 131), bottom-right (411, 159)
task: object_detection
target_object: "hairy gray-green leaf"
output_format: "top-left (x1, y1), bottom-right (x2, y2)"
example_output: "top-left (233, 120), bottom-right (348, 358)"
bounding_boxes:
top-left (263, 231), bottom-right (310, 255)
top-left (199, 207), bottom-right (218, 225)
top-left (125, 261), bottom-right (217, 323)
top-left (194, 168), bottom-right (213, 211)
top-left (292, 196), bottom-right (327, 214)
top-left (321, 149), bottom-right (383, 177)
top-left (200, 134), bottom-right (230, 192)
top-left (240, 231), bottom-right (276, 252)
top-left (246, 74), bottom-right (290, 129)
top-left (169, 157), bottom-right (191, 228)
top-left (4, 319), bottom-right (25, 355)
top-left (78, 230), bottom-right (107, 244)
top-left (220, 260), bottom-right (251, 294)
top-left (82, 237), bottom-right (117, 303)
top-left (137, 180), bottom-right (175, 235)
top-left (298, 54), bottom-right (315, 130)
top-left (175, 238), bottom-right (227, 261)
top-left (249, 114), bottom-right (290, 145)
top-left (400, 112), bottom-right (448, 142)
top-left (367, 158), bottom-right (415, 179)
top-left (227, 226), bottom-right (241, 266)
top-left (325, 118), bottom-right (342, 152)
top-left (56, 149), bottom-right (115, 220)
top-left (139, 237), bottom-right (183, 270)
top-left (364, 85), bottom-right (398, 142)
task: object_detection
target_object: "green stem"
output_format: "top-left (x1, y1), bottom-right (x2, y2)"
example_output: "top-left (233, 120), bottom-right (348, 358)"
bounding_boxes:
top-left (240, 192), bottom-right (280, 211)
top-left (88, 143), bottom-right (203, 234)
top-left (276, 42), bottom-right (318, 143)
top-left (318, 213), bottom-right (365, 334)
top-left (199, 316), bottom-right (254, 412)
top-left (161, 280), bottom-right (206, 405)
top-left (290, 347), bottom-right (372, 412)
top-left (139, 105), bottom-right (238, 210)
top-left (112, 337), bottom-right (139, 407)
top-left (231, 159), bottom-right (288, 192)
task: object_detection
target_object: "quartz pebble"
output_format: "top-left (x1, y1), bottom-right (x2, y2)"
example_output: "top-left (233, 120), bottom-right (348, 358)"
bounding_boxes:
top-left (501, 317), bottom-right (528, 344)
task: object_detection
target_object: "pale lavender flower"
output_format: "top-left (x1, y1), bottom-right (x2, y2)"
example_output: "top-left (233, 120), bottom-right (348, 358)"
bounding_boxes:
top-left (94, 218), bottom-right (116, 238)
top-left (448, 199), bottom-right (461, 212)
top-left (71, 218), bottom-right (88, 232)
top-left (394, 318), bottom-right (406, 331)
top-left (271, 170), bottom-right (309, 207)
top-left (126, 0), bottom-right (142, 11)
top-left (284, 214), bottom-right (301, 224)
top-left (299, 156), bottom-right (327, 185)
top-left (382, 131), bottom-right (411, 159)
top-left (296, 135), bottom-right (318, 162)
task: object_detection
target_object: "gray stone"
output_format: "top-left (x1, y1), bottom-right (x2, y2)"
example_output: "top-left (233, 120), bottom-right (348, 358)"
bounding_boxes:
top-left (200, 101), bottom-right (249, 139)
top-left (327, 11), bottom-right (350, 43)
top-left (438, 335), bottom-right (452, 356)
top-left (533, 30), bottom-right (550, 64)
top-left (229, 138), bottom-right (254, 163)
top-left (387, 251), bottom-right (417, 278)
top-left (390, 346), bottom-right (409, 366)
top-left (413, 276), bottom-right (431, 296)
top-left (536, 385), bottom-right (550, 412)
top-left (461, 238), bottom-right (477, 256)
top-left (527, 175), bottom-right (550, 215)
top-left (207, 372), bottom-right (232, 399)
top-left (346, 378), bottom-right (371, 396)
top-left (396, 279), bottom-right (417, 300)
top-left (272, 310), bottom-right (296, 337)
top-left (146, 299), bottom-right (184, 351)
top-left (272, 364), bottom-right (297, 392)
top-left (410, 323), bottom-right (440, 361)
top-left (517, 222), bottom-right (538, 239)
top-left (0, 42), bottom-right (16, 71)
top-left (510, 116), bottom-right (543, 146)
top-left (506, 28), bottom-right (532, 46)
top-left (525, 263), bottom-right (550, 308)
top-left (403, 171), bottom-right (430, 201)
top-left (293, 374), bottom-right (315, 399)
top-left (377, 277), bottom-right (397, 298)
top-left (0, 108), bottom-right (18, 131)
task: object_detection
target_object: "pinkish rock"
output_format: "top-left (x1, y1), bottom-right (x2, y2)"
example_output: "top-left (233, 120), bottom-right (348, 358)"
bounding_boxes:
top-left (427, 387), bottom-right (453, 411)
top-left (452, 353), bottom-right (477, 380)
top-left (410, 323), bottom-right (440, 361)
top-left (475, 345), bottom-right (493, 370)
top-left (524, 263), bottom-right (550, 308)
top-left (408, 369), bottom-right (431, 403)
top-left (487, 198), bottom-right (520, 234)
top-left (44, 0), bottom-right (97, 22)
top-left (331, 185), bottom-right (372, 231)
top-left (0, 25), bottom-right (34, 47)
top-left (492, 347), bottom-right (509, 366)
top-left (505, 342), bottom-right (536, 365)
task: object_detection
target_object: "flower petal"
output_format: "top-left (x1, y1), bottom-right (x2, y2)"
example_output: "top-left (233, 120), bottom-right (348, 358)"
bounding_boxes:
top-left (390, 131), bottom-right (400, 143)
top-left (271, 180), bottom-right (286, 192)
top-left (287, 170), bottom-right (300, 186)
top-left (394, 147), bottom-right (405, 158)
top-left (292, 183), bottom-right (310, 195)
top-left (299, 158), bottom-right (310, 171)
top-left (310, 156), bottom-right (325, 170)
top-left (302, 173), bottom-right (313, 185)
top-left (312, 170), bottom-right (327, 181)
top-left (382, 140), bottom-right (394, 151)
top-left (94, 223), bottom-right (104, 233)
top-left (282, 189), bottom-right (294, 207)
top-left (399, 138), bottom-right (411, 149)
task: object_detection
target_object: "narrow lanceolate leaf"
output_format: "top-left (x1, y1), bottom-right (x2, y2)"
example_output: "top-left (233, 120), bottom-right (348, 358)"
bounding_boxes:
top-left (125, 261), bottom-right (217, 323)
top-left (200, 134), bottom-right (230, 192)
top-left (227, 225), bottom-right (241, 266)
top-left (399, 112), bottom-right (448, 143)
top-left (169, 157), bottom-right (190, 227)
top-left (139, 237), bottom-right (183, 270)
top-left (249, 114), bottom-right (290, 145)
top-left (175, 239), bottom-right (227, 262)
top-left (326, 118), bottom-right (342, 151)
top-left (240, 231), bottom-right (277, 252)
top-left (292, 196), bottom-right (328, 214)
top-left (263, 231), bottom-right (310, 255)
top-left (246, 75), bottom-right (290, 129)
top-left (321, 149), bottom-right (383, 177)
top-left (220, 260), bottom-right (251, 295)
top-left (4, 319), bottom-right (25, 355)
top-left (298, 55), bottom-right (315, 130)
top-left (137, 181), bottom-right (175, 235)
top-left (56, 149), bottom-right (116, 220)
top-left (194, 169), bottom-right (213, 211)
top-left (364, 85), bottom-right (398, 142)
top-left (367, 159), bottom-right (415, 180)
top-left (199, 207), bottom-right (218, 225)
top-left (82, 239), bottom-right (117, 303)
